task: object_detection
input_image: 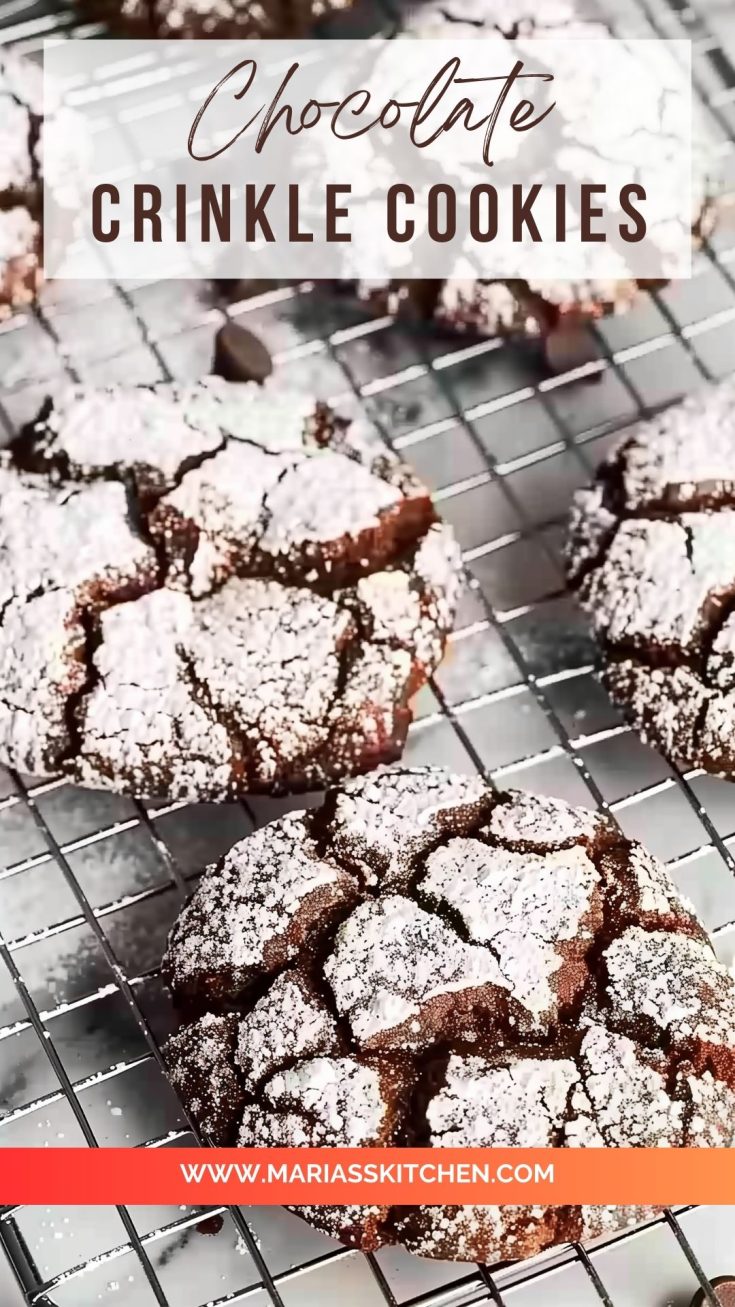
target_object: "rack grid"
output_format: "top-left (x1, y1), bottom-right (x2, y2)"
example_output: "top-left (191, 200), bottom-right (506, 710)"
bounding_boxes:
top-left (2, 0), bottom-right (735, 1302)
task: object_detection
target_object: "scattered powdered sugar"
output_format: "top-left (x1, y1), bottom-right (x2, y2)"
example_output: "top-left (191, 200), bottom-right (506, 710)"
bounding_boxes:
top-left (420, 840), bottom-right (600, 1023)
top-left (604, 926), bottom-right (735, 1049)
top-left (707, 612), bottom-right (735, 691)
top-left (486, 788), bottom-right (608, 849)
top-left (1, 379), bottom-right (460, 798)
top-left (163, 767), bottom-right (735, 1264)
top-left (581, 1206), bottom-right (659, 1241)
top-left (323, 894), bottom-right (507, 1046)
top-left (566, 1025), bottom-right (683, 1147)
top-left (604, 659), bottom-right (709, 768)
top-left (427, 1053), bottom-right (577, 1147)
top-left (619, 378), bottom-right (735, 512)
top-left (239, 1057), bottom-right (388, 1147)
top-left (328, 767), bottom-right (492, 888)
top-left (569, 380), bottom-right (735, 777)
top-left (236, 972), bottom-right (338, 1092)
top-left (683, 1069), bottom-right (735, 1146)
top-left (37, 384), bottom-right (224, 486)
top-left (165, 1013), bottom-right (242, 1144)
top-left (584, 514), bottom-right (735, 656)
top-left (565, 483), bottom-right (618, 583)
top-left (164, 812), bottom-right (357, 1000)
top-left (356, 571), bottom-right (422, 648)
top-left (0, 590), bottom-right (86, 774)
top-left (434, 280), bottom-right (531, 336)
top-left (626, 842), bottom-right (696, 919)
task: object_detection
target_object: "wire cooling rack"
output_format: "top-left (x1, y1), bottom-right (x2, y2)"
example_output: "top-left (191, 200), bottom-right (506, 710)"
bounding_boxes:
top-left (3, 0), bottom-right (735, 1303)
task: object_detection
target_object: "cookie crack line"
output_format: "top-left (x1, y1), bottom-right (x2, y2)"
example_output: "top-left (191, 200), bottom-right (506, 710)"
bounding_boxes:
top-left (0, 379), bottom-right (462, 799)
top-left (567, 377), bottom-right (735, 775)
top-left (162, 769), bottom-right (735, 1263)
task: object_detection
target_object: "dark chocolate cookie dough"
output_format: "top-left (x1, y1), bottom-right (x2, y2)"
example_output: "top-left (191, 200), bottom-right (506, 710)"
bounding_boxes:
top-left (163, 767), bottom-right (735, 1263)
top-left (567, 378), bottom-right (735, 778)
top-left (0, 380), bottom-right (461, 799)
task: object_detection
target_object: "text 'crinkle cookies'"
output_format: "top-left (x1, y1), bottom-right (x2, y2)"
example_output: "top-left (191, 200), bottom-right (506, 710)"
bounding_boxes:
top-left (567, 377), bottom-right (735, 778)
top-left (162, 767), bottom-right (735, 1263)
top-left (0, 380), bottom-right (461, 799)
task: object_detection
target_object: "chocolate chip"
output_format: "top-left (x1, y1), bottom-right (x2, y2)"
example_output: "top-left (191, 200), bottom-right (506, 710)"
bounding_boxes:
top-left (196, 1213), bottom-right (225, 1236)
top-left (691, 1277), bottom-right (735, 1307)
top-left (213, 322), bottom-right (273, 385)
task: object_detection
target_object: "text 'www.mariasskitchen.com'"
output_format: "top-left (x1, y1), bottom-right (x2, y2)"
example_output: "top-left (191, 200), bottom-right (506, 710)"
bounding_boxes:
top-left (179, 1161), bottom-right (555, 1187)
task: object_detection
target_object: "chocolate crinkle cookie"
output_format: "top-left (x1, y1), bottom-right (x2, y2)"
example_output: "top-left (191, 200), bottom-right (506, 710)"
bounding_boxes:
top-left (0, 379), bottom-right (461, 799)
top-left (567, 377), bottom-right (735, 778)
top-left (73, 0), bottom-right (353, 37)
top-left (162, 767), bottom-right (735, 1263)
top-left (339, 0), bottom-right (717, 346)
top-left (0, 54), bottom-right (86, 317)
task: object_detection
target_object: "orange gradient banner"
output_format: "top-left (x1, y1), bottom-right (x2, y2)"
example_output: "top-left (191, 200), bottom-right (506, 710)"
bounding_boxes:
top-left (2, 1148), bottom-right (735, 1205)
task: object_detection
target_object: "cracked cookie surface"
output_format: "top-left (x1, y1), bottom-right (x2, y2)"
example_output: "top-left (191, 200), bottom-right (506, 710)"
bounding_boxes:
top-left (567, 377), bottom-right (735, 777)
top-left (162, 767), bottom-right (735, 1263)
top-left (340, 0), bottom-right (716, 346)
top-left (0, 53), bottom-right (86, 317)
top-left (0, 378), bottom-right (461, 799)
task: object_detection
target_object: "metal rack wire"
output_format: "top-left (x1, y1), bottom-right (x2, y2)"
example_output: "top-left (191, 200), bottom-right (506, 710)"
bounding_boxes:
top-left (2, 0), bottom-right (735, 1302)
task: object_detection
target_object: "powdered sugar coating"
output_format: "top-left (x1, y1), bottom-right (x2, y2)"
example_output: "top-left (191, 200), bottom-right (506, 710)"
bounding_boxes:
top-left (77, 588), bottom-right (232, 799)
top-left (326, 766), bottom-right (492, 889)
top-left (238, 1057), bottom-right (391, 1147)
top-left (427, 1053), bottom-right (577, 1147)
top-left (567, 1026), bottom-right (683, 1147)
top-left (164, 768), bottom-right (735, 1264)
top-left (236, 972), bottom-right (339, 1092)
top-left (36, 383), bottom-right (224, 489)
top-left (324, 894), bottom-right (508, 1047)
top-left (420, 840), bottom-right (601, 1024)
top-left (618, 378), bottom-right (735, 513)
top-left (567, 379), bottom-right (735, 777)
top-left (0, 591), bottom-right (86, 775)
top-left (165, 812), bottom-right (358, 1004)
top-left (0, 94), bottom-right (33, 194)
top-left (485, 788), bottom-right (611, 850)
top-left (605, 927), bottom-right (735, 1057)
top-left (1, 380), bottom-right (460, 798)
top-left (343, 0), bottom-right (716, 345)
top-left (165, 1012), bottom-right (244, 1144)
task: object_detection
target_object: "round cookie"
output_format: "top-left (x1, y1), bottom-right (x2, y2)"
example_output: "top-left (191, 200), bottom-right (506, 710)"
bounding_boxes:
top-left (339, 0), bottom-right (717, 348)
top-left (0, 379), bottom-right (461, 799)
top-left (162, 767), bottom-right (735, 1263)
top-left (0, 53), bottom-right (87, 317)
top-left (567, 377), bottom-right (735, 778)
